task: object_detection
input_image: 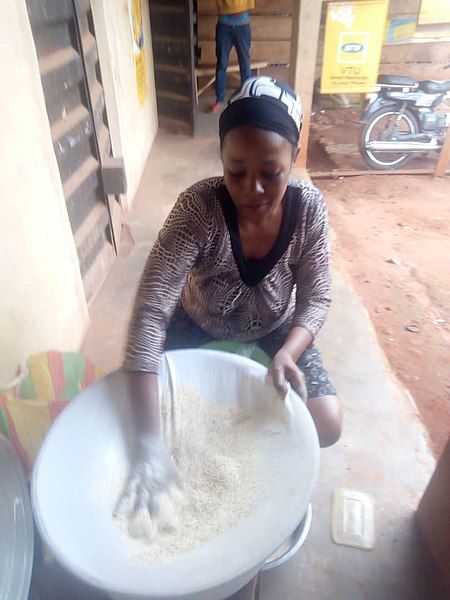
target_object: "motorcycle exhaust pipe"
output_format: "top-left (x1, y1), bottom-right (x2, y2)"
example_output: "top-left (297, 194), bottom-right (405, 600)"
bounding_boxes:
top-left (365, 140), bottom-right (441, 152)
top-left (395, 133), bottom-right (429, 142)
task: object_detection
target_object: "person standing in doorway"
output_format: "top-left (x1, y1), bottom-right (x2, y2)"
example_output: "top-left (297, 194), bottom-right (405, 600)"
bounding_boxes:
top-left (210, 0), bottom-right (254, 113)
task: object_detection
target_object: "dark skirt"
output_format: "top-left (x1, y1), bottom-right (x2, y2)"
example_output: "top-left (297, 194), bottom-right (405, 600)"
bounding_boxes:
top-left (165, 306), bottom-right (336, 399)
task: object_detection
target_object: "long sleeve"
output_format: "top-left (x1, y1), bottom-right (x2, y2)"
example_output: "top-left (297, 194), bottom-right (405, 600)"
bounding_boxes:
top-left (292, 190), bottom-right (331, 337)
top-left (124, 192), bottom-right (206, 373)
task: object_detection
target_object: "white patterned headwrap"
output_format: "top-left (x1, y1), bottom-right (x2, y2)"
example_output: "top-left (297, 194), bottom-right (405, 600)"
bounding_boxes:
top-left (219, 76), bottom-right (302, 145)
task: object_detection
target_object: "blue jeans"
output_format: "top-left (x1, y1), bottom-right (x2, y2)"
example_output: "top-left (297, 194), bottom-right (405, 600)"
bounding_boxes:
top-left (215, 22), bottom-right (251, 103)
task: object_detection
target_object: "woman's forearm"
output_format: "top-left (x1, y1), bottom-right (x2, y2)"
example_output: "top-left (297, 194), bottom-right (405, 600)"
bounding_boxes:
top-left (278, 326), bottom-right (313, 361)
top-left (126, 371), bottom-right (161, 437)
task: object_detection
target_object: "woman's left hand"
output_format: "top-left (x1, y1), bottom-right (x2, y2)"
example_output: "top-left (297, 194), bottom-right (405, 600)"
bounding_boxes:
top-left (269, 350), bottom-right (308, 403)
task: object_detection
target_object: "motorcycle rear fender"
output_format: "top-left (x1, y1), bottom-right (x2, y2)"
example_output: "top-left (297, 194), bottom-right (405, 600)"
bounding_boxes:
top-left (358, 98), bottom-right (399, 124)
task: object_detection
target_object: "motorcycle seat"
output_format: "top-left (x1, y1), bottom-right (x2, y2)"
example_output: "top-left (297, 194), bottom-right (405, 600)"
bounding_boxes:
top-left (418, 80), bottom-right (450, 93)
top-left (377, 74), bottom-right (417, 87)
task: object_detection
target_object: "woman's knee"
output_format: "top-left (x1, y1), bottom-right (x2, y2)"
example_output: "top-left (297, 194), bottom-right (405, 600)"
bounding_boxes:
top-left (307, 394), bottom-right (342, 448)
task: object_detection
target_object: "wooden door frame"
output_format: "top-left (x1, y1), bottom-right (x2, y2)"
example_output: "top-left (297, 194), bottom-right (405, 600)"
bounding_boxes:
top-left (290, 0), bottom-right (323, 170)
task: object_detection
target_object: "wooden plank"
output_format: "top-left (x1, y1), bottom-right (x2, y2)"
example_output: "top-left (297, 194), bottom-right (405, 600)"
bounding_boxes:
top-left (156, 90), bottom-right (191, 103)
top-left (153, 40), bottom-right (192, 68)
top-left (157, 95), bottom-right (192, 121)
top-left (26, 0), bottom-right (73, 26)
top-left (381, 41), bottom-right (450, 63)
top-left (150, 11), bottom-right (190, 38)
top-left (260, 65), bottom-right (290, 83)
top-left (414, 23), bottom-right (450, 39)
top-left (310, 168), bottom-right (450, 179)
top-left (39, 45), bottom-right (80, 76)
top-left (83, 240), bottom-right (115, 303)
top-left (32, 19), bottom-right (73, 57)
top-left (97, 124), bottom-right (111, 160)
top-left (197, 0), bottom-right (294, 15)
top-left (106, 195), bottom-right (123, 255)
top-left (292, 0), bottom-right (323, 168)
top-left (63, 155), bottom-right (98, 199)
top-left (387, 0), bottom-right (421, 15)
top-left (80, 30), bottom-right (97, 58)
top-left (434, 129), bottom-right (450, 178)
top-left (386, 13), bottom-right (417, 23)
top-left (75, 0), bottom-right (91, 15)
top-left (315, 55), bottom-right (450, 76)
top-left (379, 62), bottom-right (450, 81)
top-left (150, 4), bottom-right (186, 13)
top-left (197, 75), bottom-right (216, 96)
top-left (66, 169), bottom-right (102, 233)
top-left (73, 202), bottom-right (108, 248)
top-left (39, 55), bottom-right (84, 110)
top-left (158, 115), bottom-right (193, 135)
top-left (77, 219), bottom-right (111, 277)
top-left (153, 34), bottom-right (190, 45)
top-left (52, 118), bottom-right (94, 183)
top-left (196, 61), bottom-right (268, 76)
top-left (51, 103), bottom-right (89, 142)
top-left (195, 61), bottom-right (269, 100)
top-left (197, 15), bottom-right (292, 41)
top-left (90, 80), bottom-right (103, 111)
top-left (154, 63), bottom-right (189, 74)
top-left (150, 0), bottom-right (195, 136)
top-left (199, 40), bottom-right (290, 65)
top-left (253, 0), bottom-right (294, 15)
top-left (289, 0), bottom-right (300, 85)
top-left (155, 69), bottom-right (191, 95)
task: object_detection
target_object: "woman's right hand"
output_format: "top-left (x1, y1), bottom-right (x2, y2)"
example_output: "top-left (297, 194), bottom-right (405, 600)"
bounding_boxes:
top-left (115, 371), bottom-right (184, 540)
top-left (114, 434), bottom-right (183, 522)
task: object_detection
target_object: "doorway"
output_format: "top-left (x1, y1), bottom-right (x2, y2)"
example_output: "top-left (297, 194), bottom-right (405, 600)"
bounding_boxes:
top-left (26, 0), bottom-right (122, 302)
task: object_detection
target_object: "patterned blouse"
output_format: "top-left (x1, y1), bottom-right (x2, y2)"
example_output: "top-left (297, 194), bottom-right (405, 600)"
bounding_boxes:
top-left (124, 177), bottom-right (331, 373)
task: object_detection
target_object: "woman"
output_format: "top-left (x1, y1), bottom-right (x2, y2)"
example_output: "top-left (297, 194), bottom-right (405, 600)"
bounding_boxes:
top-left (121, 77), bottom-right (342, 517)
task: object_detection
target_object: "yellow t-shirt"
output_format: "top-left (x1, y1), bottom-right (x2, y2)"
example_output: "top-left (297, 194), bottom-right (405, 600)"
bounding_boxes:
top-left (217, 0), bottom-right (255, 15)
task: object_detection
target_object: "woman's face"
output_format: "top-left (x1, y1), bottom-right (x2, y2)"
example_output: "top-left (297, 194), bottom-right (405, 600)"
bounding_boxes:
top-left (222, 126), bottom-right (298, 215)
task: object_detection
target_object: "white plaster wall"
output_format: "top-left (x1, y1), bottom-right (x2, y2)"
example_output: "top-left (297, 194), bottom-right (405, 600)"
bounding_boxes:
top-left (91, 0), bottom-right (159, 208)
top-left (0, 2), bottom-right (89, 386)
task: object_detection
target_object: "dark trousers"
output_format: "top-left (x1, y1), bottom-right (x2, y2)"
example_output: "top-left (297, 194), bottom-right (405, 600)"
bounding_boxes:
top-left (215, 22), bottom-right (251, 102)
top-left (164, 306), bottom-right (336, 399)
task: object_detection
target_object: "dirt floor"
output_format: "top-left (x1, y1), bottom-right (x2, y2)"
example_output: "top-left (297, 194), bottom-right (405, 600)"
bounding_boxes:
top-left (317, 173), bottom-right (449, 458)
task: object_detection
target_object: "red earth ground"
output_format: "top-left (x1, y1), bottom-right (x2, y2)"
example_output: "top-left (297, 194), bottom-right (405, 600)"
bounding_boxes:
top-left (317, 173), bottom-right (449, 458)
top-left (308, 106), bottom-right (439, 173)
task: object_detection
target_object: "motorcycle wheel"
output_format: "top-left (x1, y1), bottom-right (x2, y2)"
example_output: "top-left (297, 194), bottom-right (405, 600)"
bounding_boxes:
top-left (359, 106), bottom-right (420, 170)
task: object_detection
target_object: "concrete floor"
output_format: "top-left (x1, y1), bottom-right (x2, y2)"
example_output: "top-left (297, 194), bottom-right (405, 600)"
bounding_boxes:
top-left (79, 110), bottom-right (437, 599)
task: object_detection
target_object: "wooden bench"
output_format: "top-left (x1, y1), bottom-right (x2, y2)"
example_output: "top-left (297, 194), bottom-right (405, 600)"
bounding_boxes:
top-left (194, 61), bottom-right (269, 103)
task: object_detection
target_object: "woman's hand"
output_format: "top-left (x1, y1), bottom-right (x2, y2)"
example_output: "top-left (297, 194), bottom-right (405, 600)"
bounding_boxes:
top-left (115, 371), bottom-right (184, 540)
top-left (114, 434), bottom-right (184, 540)
top-left (269, 350), bottom-right (308, 403)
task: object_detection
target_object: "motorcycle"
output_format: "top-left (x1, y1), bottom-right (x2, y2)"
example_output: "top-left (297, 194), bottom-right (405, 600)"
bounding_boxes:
top-left (359, 73), bottom-right (450, 170)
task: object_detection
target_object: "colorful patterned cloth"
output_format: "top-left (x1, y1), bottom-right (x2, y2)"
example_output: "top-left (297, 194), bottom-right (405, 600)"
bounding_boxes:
top-left (0, 351), bottom-right (102, 471)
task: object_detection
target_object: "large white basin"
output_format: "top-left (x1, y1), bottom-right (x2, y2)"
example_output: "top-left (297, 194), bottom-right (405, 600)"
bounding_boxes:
top-left (32, 350), bottom-right (320, 599)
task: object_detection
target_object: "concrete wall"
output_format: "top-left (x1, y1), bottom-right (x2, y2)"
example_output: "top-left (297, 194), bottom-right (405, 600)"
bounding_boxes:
top-left (92, 0), bottom-right (159, 208)
top-left (0, 2), bottom-right (89, 387)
